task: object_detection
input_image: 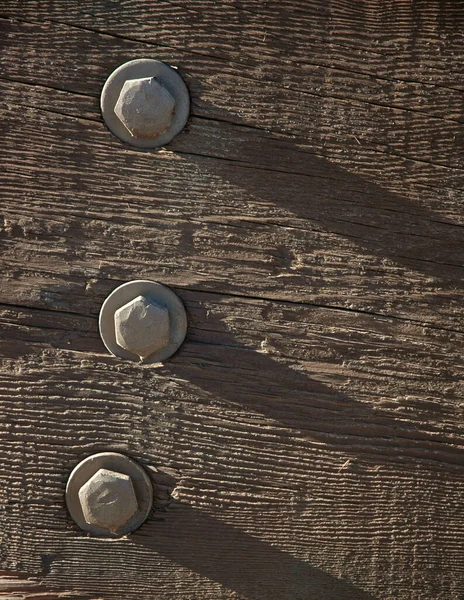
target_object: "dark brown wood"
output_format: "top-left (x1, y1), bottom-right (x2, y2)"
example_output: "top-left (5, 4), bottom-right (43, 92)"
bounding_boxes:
top-left (1, 2), bottom-right (463, 599)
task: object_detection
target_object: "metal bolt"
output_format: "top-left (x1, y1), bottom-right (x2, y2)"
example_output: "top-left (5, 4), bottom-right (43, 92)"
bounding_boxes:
top-left (78, 468), bottom-right (138, 532)
top-left (66, 452), bottom-right (153, 537)
top-left (114, 77), bottom-right (175, 140)
top-left (99, 280), bottom-right (188, 364)
top-left (114, 295), bottom-right (170, 360)
top-left (101, 59), bottom-right (190, 148)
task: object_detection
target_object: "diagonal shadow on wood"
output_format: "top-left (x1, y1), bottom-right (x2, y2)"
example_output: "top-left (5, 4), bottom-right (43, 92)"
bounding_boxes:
top-left (135, 493), bottom-right (378, 600)
top-left (68, 122), bottom-right (461, 600)
top-left (169, 120), bottom-right (464, 329)
top-left (160, 123), bottom-right (463, 469)
top-left (162, 312), bottom-right (462, 470)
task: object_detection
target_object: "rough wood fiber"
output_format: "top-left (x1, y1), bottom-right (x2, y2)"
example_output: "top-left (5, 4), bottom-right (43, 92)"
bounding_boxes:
top-left (0, 1), bottom-right (463, 600)
top-left (0, 570), bottom-right (91, 599)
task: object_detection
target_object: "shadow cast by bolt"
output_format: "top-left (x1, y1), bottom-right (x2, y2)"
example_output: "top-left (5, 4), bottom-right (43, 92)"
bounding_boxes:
top-left (134, 500), bottom-right (378, 600)
top-left (161, 296), bottom-right (462, 470)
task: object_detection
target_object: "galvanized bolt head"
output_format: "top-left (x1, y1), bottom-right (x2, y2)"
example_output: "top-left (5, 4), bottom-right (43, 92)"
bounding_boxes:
top-left (114, 295), bottom-right (170, 360)
top-left (78, 468), bottom-right (138, 532)
top-left (101, 59), bottom-right (190, 148)
top-left (99, 280), bottom-right (188, 364)
top-left (66, 452), bottom-right (153, 537)
top-left (114, 77), bottom-right (175, 140)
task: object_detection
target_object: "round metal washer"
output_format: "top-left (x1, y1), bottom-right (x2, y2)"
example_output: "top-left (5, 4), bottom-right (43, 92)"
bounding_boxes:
top-left (101, 58), bottom-right (190, 148)
top-left (66, 452), bottom-right (153, 537)
top-left (99, 280), bottom-right (188, 364)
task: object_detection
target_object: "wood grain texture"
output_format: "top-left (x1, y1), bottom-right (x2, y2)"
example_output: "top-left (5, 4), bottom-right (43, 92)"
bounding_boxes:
top-left (0, 1), bottom-right (463, 599)
top-left (0, 571), bottom-right (91, 599)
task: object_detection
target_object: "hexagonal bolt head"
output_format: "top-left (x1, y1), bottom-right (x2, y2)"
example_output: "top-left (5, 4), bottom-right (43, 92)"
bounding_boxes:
top-left (114, 295), bottom-right (171, 360)
top-left (78, 469), bottom-right (138, 532)
top-left (114, 77), bottom-right (176, 139)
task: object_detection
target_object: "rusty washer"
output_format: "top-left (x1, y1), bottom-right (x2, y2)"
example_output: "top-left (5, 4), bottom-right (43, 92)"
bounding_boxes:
top-left (101, 59), bottom-right (190, 148)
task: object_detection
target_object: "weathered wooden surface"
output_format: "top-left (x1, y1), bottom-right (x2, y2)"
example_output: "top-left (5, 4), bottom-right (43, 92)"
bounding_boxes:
top-left (0, 2), bottom-right (463, 599)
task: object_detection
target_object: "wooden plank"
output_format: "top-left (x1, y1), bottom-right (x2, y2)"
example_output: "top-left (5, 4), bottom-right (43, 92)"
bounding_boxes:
top-left (3, 1), bottom-right (464, 95)
top-left (2, 16), bottom-right (463, 172)
top-left (0, 1), bottom-right (463, 599)
top-left (0, 294), bottom-right (462, 463)
top-left (0, 304), bottom-right (463, 599)
top-left (1, 80), bottom-right (463, 329)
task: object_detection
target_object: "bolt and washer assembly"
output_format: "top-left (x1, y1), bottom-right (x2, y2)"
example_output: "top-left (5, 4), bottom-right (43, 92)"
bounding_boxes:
top-left (99, 280), bottom-right (187, 364)
top-left (101, 59), bottom-right (190, 148)
top-left (66, 452), bottom-right (153, 537)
